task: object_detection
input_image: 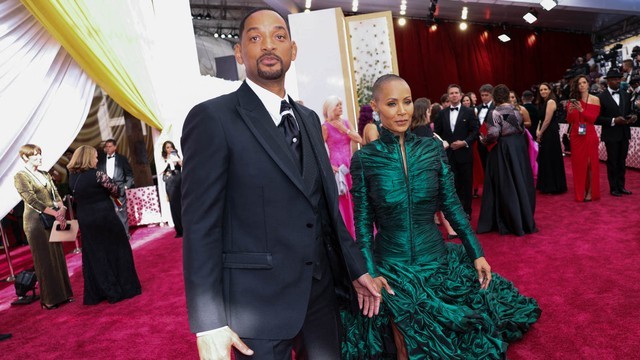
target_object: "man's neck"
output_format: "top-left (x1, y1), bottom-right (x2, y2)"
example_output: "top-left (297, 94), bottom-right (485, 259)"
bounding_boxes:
top-left (450, 102), bottom-right (460, 107)
top-left (249, 78), bottom-right (286, 98)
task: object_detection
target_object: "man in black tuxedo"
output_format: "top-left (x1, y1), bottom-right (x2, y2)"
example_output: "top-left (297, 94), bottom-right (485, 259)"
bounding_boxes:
top-left (521, 90), bottom-right (539, 140)
top-left (97, 139), bottom-right (134, 232)
top-left (181, 8), bottom-right (381, 360)
top-left (435, 84), bottom-right (479, 217)
top-left (596, 68), bottom-right (638, 196)
top-left (475, 84), bottom-right (495, 171)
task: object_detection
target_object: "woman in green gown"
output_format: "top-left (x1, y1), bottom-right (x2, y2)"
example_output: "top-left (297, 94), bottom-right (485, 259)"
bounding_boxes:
top-left (341, 75), bottom-right (540, 359)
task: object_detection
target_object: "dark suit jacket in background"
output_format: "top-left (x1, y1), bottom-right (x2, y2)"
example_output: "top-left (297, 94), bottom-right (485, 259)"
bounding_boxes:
top-left (434, 105), bottom-right (479, 164)
top-left (523, 103), bottom-right (540, 140)
top-left (180, 82), bottom-right (366, 339)
top-left (596, 90), bottom-right (632, 142)
top-left (475, 102), bottom-right (495, 168)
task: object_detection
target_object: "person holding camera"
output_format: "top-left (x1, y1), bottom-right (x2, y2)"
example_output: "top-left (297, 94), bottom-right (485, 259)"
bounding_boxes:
top-left (161, 141), bottom-right (183, 238)
top-left (14, 144), bottom-right (73, 310)
top-left (596, 68), bottom-right (638, 197)
top-left (566, 75), bottom-right (602, 202)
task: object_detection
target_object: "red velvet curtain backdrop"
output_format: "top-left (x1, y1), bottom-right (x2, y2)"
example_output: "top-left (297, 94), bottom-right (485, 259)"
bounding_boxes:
top-left (393, 19), bottom-right (592, 101)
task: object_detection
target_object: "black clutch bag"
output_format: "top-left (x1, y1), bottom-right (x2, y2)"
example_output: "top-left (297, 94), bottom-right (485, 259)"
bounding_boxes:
top-left (39, 212), bottom-right (56, 230)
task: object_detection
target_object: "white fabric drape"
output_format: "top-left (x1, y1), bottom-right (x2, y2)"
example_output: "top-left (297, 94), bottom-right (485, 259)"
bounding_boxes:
top-left (0, 0), bottom-right (95, 217)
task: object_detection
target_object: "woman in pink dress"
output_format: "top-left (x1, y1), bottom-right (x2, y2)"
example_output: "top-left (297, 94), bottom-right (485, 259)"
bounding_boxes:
top-left (322, 96), bottom-right (363, 238)
top-left (566, 75), bottom-right (601, 202)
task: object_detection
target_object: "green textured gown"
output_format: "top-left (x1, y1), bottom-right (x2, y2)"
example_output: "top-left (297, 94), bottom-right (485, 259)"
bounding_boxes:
top-left (341, 128), bottom-right (540, 359)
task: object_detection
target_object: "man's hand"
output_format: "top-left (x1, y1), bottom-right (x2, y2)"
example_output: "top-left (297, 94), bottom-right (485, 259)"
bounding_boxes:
top-left (627, 115), bottom-right (638, 124)
top-left (450, 140), bottom-right (466, 150)
top-left (196, 327), bottom-right (253, 360)
top-left (614, 116), bottom-right (627, 125)
top-left (352, 273), bottom-right (382, 317)
top-left (473, 257), bottom-right (492, 290)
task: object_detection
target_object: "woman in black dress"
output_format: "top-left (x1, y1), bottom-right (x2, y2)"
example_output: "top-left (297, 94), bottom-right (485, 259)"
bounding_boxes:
top-left (477, 85), bottom-right (538, 236)
top-left (161, 141), bottom-right (183, 238)
top-left (535, 82), bottom-right (567, 194)
top-left (68, 145), bottom-right (141, 305)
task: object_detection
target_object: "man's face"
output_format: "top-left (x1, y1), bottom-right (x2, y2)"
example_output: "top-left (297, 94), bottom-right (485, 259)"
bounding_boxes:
top-left (447, 87), bottom-right (461, 106)
top-left (234, 10), bottom-right (297, 86)
top-left (607, 77), bottom-right (622, 90)
top-left (104, 142), bottom-right (116, 156)
top-left (480, 91), bottom-right (492, 104)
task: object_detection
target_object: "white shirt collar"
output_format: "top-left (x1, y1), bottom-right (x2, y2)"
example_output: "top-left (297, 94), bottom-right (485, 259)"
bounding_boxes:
top-left (245, 78), bottom-right (290, 126)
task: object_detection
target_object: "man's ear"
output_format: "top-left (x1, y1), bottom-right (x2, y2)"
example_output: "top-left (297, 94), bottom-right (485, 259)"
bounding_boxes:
top-left (234, 43), bottom-right (244, 65)
top-left (291, 41), bottom-right (297, 62)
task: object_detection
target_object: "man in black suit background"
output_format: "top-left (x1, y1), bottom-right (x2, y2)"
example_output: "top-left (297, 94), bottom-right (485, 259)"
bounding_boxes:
top-left (97, 139), bottom-right (134, 232)
top-left (475, 83), bottom-right (495, 171)
top-left (596, 68), bottom-right (637, 196)
top-left (522, 90), bottom-right (540, 140)
top-left (180, 8), bottom-right (381, 360)
top-left (435, 84), bottom-right (480, 217)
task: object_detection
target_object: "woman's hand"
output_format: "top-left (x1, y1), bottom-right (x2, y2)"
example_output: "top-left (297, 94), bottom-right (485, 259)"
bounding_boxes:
top-left (332, 165), bottom-right (339, 173)
top-left (536, 129), bottom-right (543, 142)
top-left (55, 208), bottom-right (67, 229)
top-left (474, 257), bottom-right (492, 290)
top-left (373, 276), bottom-right (395, 296)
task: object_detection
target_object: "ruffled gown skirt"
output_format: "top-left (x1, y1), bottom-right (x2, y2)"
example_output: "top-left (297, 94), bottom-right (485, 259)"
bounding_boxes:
top-left (341, 243), bottom-right (541, 359)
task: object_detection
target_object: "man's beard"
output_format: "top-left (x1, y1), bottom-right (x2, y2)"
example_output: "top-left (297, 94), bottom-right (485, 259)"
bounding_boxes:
top-left (256, 53), bottom-right (285, 80)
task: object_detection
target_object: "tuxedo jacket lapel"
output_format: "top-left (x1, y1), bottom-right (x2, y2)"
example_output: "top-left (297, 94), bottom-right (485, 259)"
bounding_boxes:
top-left (235, 83), bottom-right (308, 200)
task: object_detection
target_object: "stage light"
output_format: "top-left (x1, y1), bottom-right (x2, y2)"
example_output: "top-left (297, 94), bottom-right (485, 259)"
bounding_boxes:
top-left (352, 0), bottom-right (358, 12)
top-left (398, 17), bottom-right (407, 26)
top-left (459, 22), bottom-right (468, 31)
top-left (204, 13), bottom-right (211, 20)
top-left (498, 34), bottom-right (511, 42)
top-left (523, 8), bottom-right (538, 23)
top-left (430, 23), bottom-right (438, 31)
top-left (213, 32), bottom-right (219, 38)
top-left (540, 0), bottom-right (557, 11)
top-left (400, 10), bottom-right (406, 15)
top-left (461, 6), bottom-right (468, 20)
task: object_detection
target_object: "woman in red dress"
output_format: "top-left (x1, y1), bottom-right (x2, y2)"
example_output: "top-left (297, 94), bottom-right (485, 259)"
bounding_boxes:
top-left (566, 75), bottom-right (601, 202)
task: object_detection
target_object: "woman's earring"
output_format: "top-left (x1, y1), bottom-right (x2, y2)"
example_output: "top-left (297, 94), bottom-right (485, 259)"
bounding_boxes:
top-left (372, 111), bottom-right (379, 121)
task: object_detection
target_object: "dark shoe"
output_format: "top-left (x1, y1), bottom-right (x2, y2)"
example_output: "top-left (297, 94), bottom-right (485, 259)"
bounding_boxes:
top-left (610, 190), bottom-right (622, 197)
top-left (620, 188), bottom-right (632, 195)
top-left (41, 303), bottom-right (59, 310)
top-left (584, 198), bottom-right (592, 202)
top-left (0, 333), bottom-right (11, 341)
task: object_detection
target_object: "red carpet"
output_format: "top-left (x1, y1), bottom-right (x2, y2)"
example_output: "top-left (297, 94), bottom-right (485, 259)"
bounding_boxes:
top-left (1, 158), bottom-right (639, 359)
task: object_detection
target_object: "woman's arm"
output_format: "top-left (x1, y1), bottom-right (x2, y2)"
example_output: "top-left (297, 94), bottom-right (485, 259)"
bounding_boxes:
top-left (362, 123), bottom-right (380, 145)
top-left (96, 170), bottom-right (120, 197)
top-left (537, 99), bottom-right (557, 139)
top-left (350, 151), bottom-right (378, 277)
top-left (345, 121), bottom-right (364, 145)
top-left (519, 105), bottom-right (532, 128)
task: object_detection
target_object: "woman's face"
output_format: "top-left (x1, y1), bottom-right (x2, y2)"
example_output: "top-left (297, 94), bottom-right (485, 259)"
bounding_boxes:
top-left (577, 77), bottom-right (589, 94)
top-left (90, 150), bottom-right (98, 168)
top-left (461, 96), bottom-right (471, 107)
top-left (539, 85), bottom-right (551, 100)
top-left (372, 79), bottom-right (413, 136)
top-left (164, 143), bottom-right (175, 153)
top-left (333, 101), bottom-right (343, 118)
top-left (470, 93), bottom-right (477, 105)
top-left (509, 92), bottom-right (517, 104)
top-left (24, 152), bottom-right (42, 168)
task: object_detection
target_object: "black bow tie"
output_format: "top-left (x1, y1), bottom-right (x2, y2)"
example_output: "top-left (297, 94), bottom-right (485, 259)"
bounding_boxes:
top-left (450, 107), bottom-right (459, 112)
top-left (481, 104), bottom-right (489, 109)
top-left (612, 90), bottom-right (620, 95)
top-left (107, 155), bottom-right (115, 159)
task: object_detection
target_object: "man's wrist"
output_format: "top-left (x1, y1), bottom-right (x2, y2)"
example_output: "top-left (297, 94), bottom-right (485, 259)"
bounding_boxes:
top-left (196, 326), bottom-right (229, 337)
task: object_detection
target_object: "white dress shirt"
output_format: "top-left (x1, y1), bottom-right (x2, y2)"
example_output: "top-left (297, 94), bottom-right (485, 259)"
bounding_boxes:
top-left (449, 104), bottom-right (460, 132)
top-left (106, 154), bottom-right (115, 178)
top-left (245, 78), bottom-right (297, 128)
top-left (478, 101), bottom-right (492, 125)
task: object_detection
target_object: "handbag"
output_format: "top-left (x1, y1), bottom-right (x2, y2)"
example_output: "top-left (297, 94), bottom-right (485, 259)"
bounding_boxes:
top-left (39, 213), bottom-right (56, 230)
top-left (49, 220), bottom-right (79, 242)
top-left (14, 270), bottom-right (37, 298)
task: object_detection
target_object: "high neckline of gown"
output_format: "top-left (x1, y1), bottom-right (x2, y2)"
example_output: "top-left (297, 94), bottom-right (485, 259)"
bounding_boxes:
top-left (379, 126), bottom-right (415, 144)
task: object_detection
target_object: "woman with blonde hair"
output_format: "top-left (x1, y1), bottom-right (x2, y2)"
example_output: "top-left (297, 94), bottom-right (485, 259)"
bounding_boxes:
top-left (68, 145), bottom-right (141, 305)
top-left (322, 95), bottom-right (363, 238)
top-left (14, 144), bottom-right (73, 309)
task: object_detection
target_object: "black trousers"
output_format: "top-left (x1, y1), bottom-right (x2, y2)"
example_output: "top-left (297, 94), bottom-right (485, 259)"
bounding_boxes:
top-left (604, 139), bottom-right (629, 191)
top-left (449, 157), bottom-right (474, 217)
top-left (234, 261), bottom-right (340, 360)
top-left (164, 172), bottom-right (183, 235)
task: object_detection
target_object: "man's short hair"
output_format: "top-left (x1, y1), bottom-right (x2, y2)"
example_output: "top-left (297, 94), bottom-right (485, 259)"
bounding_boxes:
top-left (238, 7), bottom-right (290, 40)
top-left (479, 84), bottom-right (494, 94)
top-left (522, 90), bottom-right (534, 101)
top-left (105, 139), bottom-right (117, 146)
